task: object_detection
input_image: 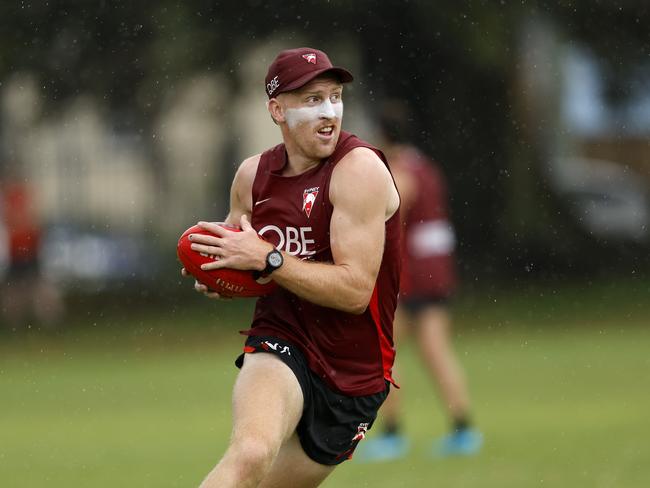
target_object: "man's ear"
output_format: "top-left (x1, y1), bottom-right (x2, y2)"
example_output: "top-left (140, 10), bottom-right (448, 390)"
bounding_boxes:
top-left (267, 98), bottom-right (285, 125)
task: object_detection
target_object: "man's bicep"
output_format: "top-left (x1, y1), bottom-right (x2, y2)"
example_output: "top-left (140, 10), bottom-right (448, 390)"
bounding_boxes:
top-left (329, 148), bottom-right (394, 278)
top-left (226, 181), bottom-right (247, 225)
top-left (329, 185), bottom-right (386, 282)
top-left (226, 155), bottom-right (259, 225)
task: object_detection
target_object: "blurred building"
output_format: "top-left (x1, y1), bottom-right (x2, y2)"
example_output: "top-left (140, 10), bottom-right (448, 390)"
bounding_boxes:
top-left (1, 3), bottom-right (648, 289)
top-left (511, 17), bottom-right (650, 271)
top-left (0, 40), bottom-right (367, 289)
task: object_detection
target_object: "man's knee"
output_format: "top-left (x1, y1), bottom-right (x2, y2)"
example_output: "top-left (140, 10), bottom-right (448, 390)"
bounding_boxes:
top-left (227, 434), bottom-right (281, 477)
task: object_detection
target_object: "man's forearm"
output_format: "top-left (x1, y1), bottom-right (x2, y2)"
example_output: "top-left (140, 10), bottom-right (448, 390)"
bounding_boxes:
top-left (271, 253), bottom-right (374, 314)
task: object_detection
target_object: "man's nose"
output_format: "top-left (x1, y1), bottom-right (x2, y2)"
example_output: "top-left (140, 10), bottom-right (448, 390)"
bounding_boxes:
top-left (319, 99), bottom-right (336, 118)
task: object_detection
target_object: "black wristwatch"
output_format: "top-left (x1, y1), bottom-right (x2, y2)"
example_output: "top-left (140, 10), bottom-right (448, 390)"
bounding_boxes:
top-left (253, 249), bottom-right (283, 279)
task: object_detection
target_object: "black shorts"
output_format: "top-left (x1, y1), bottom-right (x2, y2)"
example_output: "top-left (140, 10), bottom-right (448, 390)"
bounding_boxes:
top-left (6, 258), bottom-right (40, 282)
top-left (235, 335), bottom-right (389, 465)
top-left (400, 294), bottom-right (451, 317)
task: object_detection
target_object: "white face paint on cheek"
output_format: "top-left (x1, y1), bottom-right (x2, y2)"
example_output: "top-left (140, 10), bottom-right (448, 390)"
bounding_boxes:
top-left (334, 101), bottom-right (344, 120)
top-left (284, 106), bottom-right (317, 129)
top-left (284, 100), bottom-right (344, 129)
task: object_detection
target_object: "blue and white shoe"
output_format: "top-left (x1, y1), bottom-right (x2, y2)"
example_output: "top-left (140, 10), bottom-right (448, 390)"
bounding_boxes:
top-left (354, 433), bottom-right (409, 462)
top-left (433, 428), bottom-right (483, 457)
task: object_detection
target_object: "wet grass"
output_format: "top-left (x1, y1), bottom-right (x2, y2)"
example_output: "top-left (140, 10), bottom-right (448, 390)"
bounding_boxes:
top-left (1, 279), bottom-right (649, 487)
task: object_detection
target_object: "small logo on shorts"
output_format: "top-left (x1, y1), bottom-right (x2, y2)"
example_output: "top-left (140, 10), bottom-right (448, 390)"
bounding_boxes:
top-left (262, 341), bottom-right (291, 355)
top-left (352, 422), bottom-right (369, 442)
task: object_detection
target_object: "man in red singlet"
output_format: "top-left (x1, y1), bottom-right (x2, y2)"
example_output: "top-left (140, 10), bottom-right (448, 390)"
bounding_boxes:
top-left (182, 48), bottom-right (401, 487)
top-left (0, 177), bottom-right (64, 329)
top-left (356, 101), bottom-right (482, 462)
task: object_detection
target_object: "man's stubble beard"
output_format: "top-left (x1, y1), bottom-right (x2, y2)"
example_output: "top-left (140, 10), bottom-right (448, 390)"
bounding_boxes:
top-left (285, 124), bottom-right (338, 162)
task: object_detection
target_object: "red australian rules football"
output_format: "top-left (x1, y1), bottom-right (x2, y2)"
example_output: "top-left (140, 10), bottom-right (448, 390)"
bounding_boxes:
top-left (177, 223), bottom-right (277, 298)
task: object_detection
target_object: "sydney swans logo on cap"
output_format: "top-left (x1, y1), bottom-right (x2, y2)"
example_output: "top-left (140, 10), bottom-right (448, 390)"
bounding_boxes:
top-left (267, 75), bottom-right (280, 96)
top-left (302, 53), bottom-right (317, 64)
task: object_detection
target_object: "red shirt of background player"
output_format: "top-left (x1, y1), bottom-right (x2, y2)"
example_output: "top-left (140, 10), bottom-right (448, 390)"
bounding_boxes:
top-left (393, 146), bottom-right (458, 300)
top-left (2, 182), bottom-right (42, 264)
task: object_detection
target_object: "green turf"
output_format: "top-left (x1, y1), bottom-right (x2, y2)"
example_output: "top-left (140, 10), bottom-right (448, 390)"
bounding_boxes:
top-left (1, 281), bottom-right (649, 487)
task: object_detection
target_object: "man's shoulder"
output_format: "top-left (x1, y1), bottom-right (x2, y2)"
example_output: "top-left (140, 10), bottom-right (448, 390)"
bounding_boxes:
top-left (330, 145), bottom-right (396, 208)
top-left (334, 131), bottom-right (384, 168)
top-left (335, 146), bottom-right (386, 176)
top-left (234, 154), bottom-right (262, 187)
top-left (240, 153), bottom-right (262, 171)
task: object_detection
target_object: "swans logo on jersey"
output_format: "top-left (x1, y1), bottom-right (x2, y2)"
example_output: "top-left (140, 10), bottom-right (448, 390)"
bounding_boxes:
top-left (302, 187), bottom-right (319, 218)
top-left (302, 53), bottom-right (317, 64)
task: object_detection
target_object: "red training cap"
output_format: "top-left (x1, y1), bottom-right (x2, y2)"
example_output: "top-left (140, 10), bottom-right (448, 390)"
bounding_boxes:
top-left (265, 47), bottom-right (353, 98)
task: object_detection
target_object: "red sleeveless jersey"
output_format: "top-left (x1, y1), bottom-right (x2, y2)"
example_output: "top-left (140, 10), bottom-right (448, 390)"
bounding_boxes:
top-left (397, 146), bottom-right (458, 300)
top-left (244, 131), bottom-right (401, 396)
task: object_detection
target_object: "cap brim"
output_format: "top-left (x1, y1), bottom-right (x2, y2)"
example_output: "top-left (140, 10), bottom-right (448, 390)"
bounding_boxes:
top-left (277, 67), bottom-right (354, 96)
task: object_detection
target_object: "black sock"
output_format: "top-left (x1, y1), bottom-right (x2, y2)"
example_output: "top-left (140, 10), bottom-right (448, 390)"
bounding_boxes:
top-left (453, 417), bottom-right (471, 433)
top-left (384, 421), bottom-right (400, 436)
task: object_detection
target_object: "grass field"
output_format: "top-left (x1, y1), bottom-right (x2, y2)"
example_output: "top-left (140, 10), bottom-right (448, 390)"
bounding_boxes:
top-left (1, 279), bottom-right (649, 487)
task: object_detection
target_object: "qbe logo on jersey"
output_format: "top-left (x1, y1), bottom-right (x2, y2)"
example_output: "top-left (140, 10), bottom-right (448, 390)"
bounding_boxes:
top-left (258, 225), bottom-right (315, 256)
top-left (302, 187), bottom-right (319, 218)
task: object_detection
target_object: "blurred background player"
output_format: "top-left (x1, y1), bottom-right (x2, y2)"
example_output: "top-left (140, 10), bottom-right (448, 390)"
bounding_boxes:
top-left (356, 100), bottom-right (483, 461)
top-left (0, 167), bottom-right (64, 329)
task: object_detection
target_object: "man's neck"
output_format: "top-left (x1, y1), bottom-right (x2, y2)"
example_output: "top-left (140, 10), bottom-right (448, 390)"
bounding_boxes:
top-left (283, 140), bottom-right (322, 176)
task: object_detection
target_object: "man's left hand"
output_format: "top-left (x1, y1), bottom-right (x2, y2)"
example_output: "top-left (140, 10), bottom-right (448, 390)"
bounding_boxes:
top-left (189, 215), bottom-right (273, 272)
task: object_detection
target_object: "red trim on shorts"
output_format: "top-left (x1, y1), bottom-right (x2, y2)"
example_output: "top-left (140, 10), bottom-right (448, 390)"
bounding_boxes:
top-left (368, 286), bottom-right (398, 388)
top-left (243, 345), bottom-right (256, 353)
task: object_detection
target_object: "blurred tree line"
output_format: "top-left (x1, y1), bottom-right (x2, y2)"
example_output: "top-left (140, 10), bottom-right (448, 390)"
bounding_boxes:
top-left (1, 0), bottom-right (648, 283)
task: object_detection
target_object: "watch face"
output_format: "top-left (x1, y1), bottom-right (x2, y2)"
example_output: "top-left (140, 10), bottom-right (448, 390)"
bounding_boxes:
top-left (268, 251), bottom-right (283, 267)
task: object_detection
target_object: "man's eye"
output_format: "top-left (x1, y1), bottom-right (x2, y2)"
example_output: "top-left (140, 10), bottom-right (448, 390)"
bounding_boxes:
top-left (307, 96), bottom-right (320, 103)
top-left (331, 93), bottom-right (341, 102)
